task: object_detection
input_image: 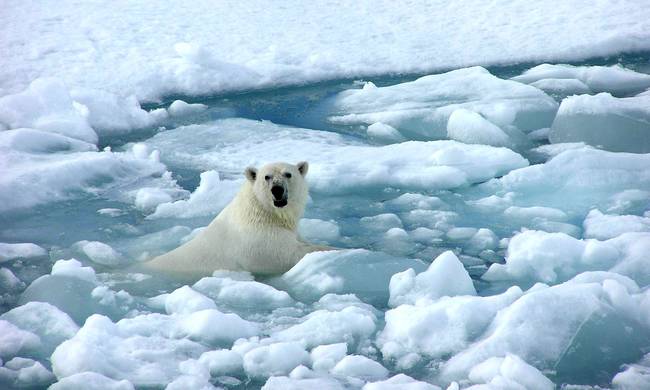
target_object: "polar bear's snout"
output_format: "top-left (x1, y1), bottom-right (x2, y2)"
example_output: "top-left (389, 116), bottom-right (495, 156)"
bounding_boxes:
top-left (271, 184), bottom-right (288, 208)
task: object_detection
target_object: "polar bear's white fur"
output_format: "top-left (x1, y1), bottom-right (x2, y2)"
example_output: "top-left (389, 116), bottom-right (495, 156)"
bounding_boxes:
top-left (144, 161), bottom-right (331, 277)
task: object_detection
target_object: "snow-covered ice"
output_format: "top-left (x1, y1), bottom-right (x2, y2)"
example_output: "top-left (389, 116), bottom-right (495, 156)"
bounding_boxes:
top-left (2, 1), bottom-right (649, 101)
top-left (512, 64), bottom-right (650, 96)
top-left (328, 67), bottom-right (557, 144)
top-left (2, 2), bottom-right (650, 389)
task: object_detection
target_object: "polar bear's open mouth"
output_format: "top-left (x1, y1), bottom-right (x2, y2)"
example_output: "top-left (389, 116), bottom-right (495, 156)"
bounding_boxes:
top-left (273, 199), bottom-right (288, 208)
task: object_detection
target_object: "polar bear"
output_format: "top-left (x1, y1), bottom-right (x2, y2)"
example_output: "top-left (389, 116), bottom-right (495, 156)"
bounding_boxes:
top-left (144, 161), bottom-right (332, 277)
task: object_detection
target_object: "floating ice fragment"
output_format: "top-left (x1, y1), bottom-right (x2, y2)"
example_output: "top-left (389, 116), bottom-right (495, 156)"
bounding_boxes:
top-left (467, 354), bottom-right (553, 390)
top-left (299, 219), bottom-right (341, 244)
top-left (612, 353), bottom-right (650, 390)
top-left (164, 285), bottom-right (216, 314)
top-left (51, 259), bottom-right (97, 284)
top-left (273, 304), bottom-right (376, 349)
top-left (73, 240), bottom-right (124, 266)
top-left (179, 309), bottom-right (259, 345)
top-left (0, 243), bottom-right (47, 263)
top-left (143, 118), bottom-right (528, 194)
top-left (503, 205), bottom-right (568, 221)
top-left (0, 268), bottom-right (23, 291)
top-left (149, 170), bottom-right (241, 219)
top-left (389, 251), bottom-right (476, 307)
top-left (529, 78), bottom-right (591, 96)
top-left (0, 78), bottom-right (97, 143)
top-left (0, 133), bottom-right (169, 212)
top-left (329, 67), bottom-right (558, 139)
top-left (330, 355), bottom-right (388, 381)
top-left (379, 287), bottom-right (523, 366)
top-left (51, 314), bottom-right (207, 386)
top-left (0, 357), bottom-right (55, 388)
top-left (197, 349), bottom-right (243, 377)
top-left (363, 374), bottom-right (441, 390)
top-left (446, 109), bottom-right (511, 147)
top-left (274, 249), bottom-right (427, 305)
top-left (477, 147), bottom-right (650, 217)
top-left (583, 209), bottom-right (650, 240)
top-left (440, 277), bottom-right (649, 382)
top-left (549, 93), bottom-right (650, 153)
top-left (193, 274), bottom-right (294, 311)
top-left (512, 64), bottom-right (650, 96)
top-left (311, 343), bottom-right (347, 372)
top-left (360, 214), bottom-right (403, 232)
top-left (0, 302), bottom-right (78, 359)
top-left (243, 342), bottom-right (310, 379)
top-left (70, 87), bottom-right (164, 135)
top-left (484, 230), bottom-right (650, 286)
top-left (168, 100), bottom-right (208, 117)
top-left (0, 320), bottom-right (40, 359)
top-left (49, 372), bottom-right (135, 390)
top-left (262, 375), bottom-right (344, 390)
top-left (366, 122), bottom-right (406, 144)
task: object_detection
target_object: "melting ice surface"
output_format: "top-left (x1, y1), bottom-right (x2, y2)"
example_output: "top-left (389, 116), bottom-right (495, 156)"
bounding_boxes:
top-left (1, 56), bottom-right (650, 390)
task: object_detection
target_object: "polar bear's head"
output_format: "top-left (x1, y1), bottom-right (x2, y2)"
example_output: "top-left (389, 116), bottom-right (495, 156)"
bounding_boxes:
top-left (244, 161), bottom-right (309, 217)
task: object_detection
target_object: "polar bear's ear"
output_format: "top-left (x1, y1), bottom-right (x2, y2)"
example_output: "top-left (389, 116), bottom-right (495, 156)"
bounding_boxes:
top-left (297, 161), bottom-right (309, 177)
top-left (245, 166), bottom-right (257, 182)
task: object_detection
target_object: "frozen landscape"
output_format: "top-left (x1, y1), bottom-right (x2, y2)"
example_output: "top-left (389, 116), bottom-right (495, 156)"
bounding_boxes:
top-left (2, 1), bottom-right (650, 389)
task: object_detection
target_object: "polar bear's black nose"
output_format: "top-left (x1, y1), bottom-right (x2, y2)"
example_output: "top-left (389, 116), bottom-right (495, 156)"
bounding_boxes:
top-left (271, 185), bottom-right (285, 200)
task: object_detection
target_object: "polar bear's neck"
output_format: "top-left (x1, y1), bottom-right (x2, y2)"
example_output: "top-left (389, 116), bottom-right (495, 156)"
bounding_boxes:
top-left (233, 184), bottom-right (302, 232)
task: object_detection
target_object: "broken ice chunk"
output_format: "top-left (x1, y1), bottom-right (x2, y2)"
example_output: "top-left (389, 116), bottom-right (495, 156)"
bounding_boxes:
top-left (549, 93), bottom-right (650, 153)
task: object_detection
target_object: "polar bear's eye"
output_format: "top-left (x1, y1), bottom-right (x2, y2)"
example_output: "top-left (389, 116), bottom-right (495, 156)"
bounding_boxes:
top-left (264, 175), bottom-right (272, 181)
top-left (284, 172), bottom-right (292, 179)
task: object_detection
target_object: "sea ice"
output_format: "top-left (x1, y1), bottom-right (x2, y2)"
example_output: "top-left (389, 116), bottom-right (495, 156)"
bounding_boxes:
top-left (465, 354), bottom-right (554, 390)
top-left (272, 249), bottom-right (427, 304)
top-left (612, 353), bottom-right (650, 390)
top-left (197, 349), bottom-right (244, 377)
top-left (475, 147), bottom-right (650, 217)
top-left (446, 109), bottom-right (512, 147)
top-left (549, 93), bottom-right (650, 153)
top-left (0, 136), bottom-right (171, 213)
top-left (168, 100), bottom-right (208, 117)
top-left (242, 342), bottom-right (309, 379)
top-left (328, 67), bottom-right (557, 141)
top-left (483, 230), bottom-right (650, 286)
top-left (0, 302), bottom-right (78, 359)
top-left (164, 285), bottom-right (216, 314)
top-left (72, 240), bottom-right (124, 266)
top-left (298, 219), bottom-right (341, 245)
top-left (148, 170), bottom-right (241, 219)
top-left (262, 375), bottom-right (344, 390)
top-left (0, 357), bottom-right (55, 389)
top-left (0, 320), bottom-right (40, 359)
top-left (143, 118), bottom-right (529, 194)
top-left (439, 277), bottom-right (649, 382)
top-left (50, 314), bottom-right (207, 387)
top-left (3, 1), bottom-right (650, 102)
top-left (512, 64), bottom-right (650, 96)
top-left (272, 302), bottom-right (377, 349)
top-left (193, 273), bottom-right (294, 311)
top-left (0, 243), bottom-right (46, 262)
top-left (330, 355), bottom-right (389, 381)
top-left (311, 343), bottom-right (348, 372)
top-left (69, 87), bottom-right (165, 136)
top-left (388, 251), bottom-right (476, 307)
top-left (0, 78), bottom-right (97, 143)
top-left (583, 209), bottom-right (650, 240)
top-left (48, 372), bottom-right (135, 390)
top-left (378, 287), bottom-right (523, 368)
top-left (363, 374), bottom-right (441, 390)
